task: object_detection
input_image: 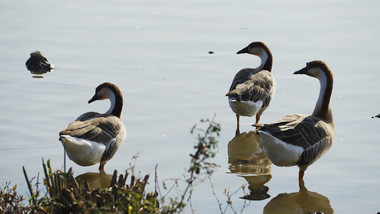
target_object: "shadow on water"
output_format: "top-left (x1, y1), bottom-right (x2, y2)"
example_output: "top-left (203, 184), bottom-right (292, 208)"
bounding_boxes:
top-left (264, 186), bottom-right (334, 214)
top-left (227, 131), bottom-right (272, 200)
top-left (75, 171), bottom-right (113, 190)
top-left (31, 74), bottom-right (45, 78)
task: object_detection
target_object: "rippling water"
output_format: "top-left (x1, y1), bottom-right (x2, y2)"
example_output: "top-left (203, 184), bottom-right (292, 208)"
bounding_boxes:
top-left (1, 0), bottom-right (380, 213)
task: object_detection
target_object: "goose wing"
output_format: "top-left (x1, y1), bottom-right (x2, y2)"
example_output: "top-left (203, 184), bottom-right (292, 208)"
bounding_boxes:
top-left (259, 114), bottom-right (330, 149)
top-left (259, 114), bottom-right (335, 168)
top-left (60, 114), bottom-right (123, 145)
top-left (258, 114), bottom-right (333, 168)
top-left (227, 68), bottom-right (275, 103)
top-left (75, 112), bottom-right (100, 121)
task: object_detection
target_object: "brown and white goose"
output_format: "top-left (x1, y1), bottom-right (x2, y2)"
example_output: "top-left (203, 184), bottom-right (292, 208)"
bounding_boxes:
top-left (59, 82), bottom-right (126, 171)
top-left (254, 60), bottom-right (334, 186)
top-left (226, 41), bottom-right (276, 134)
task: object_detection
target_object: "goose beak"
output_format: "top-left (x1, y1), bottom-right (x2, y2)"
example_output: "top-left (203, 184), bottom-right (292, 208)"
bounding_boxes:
top-left (88, 95), bottom-right (98, 103)
top-left (237, 46), bottom-right (249, 54)
top-left (294, 67), bottom-right (307, 75)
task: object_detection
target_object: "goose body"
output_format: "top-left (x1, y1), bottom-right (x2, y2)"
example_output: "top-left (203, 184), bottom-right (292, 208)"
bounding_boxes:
top-left (255, 60), bottom-right (334, 185)
top-left (59, 82), bottom-right (126, 171)
top-left (227, 41), bottom-right (276, 134)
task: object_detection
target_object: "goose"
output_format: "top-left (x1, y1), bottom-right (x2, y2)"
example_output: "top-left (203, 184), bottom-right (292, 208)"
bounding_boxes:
top-left (226, 41), bottom-right (276, 134)
top-left (254, 60), bottom-right (334, 187)
top-left (372, 114), bottom-right (380, 118)
top-left (59, 82), bottom-right (126, 171)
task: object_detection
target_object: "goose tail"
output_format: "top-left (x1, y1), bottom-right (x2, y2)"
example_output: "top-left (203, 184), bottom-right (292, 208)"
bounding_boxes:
top-left (226, 90), bottom-right (241, 102)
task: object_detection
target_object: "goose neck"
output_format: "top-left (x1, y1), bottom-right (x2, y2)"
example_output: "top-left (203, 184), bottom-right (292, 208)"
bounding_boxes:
top-left (106, 91), bottom-right (123, 118)
top-left (312, 71), bottom-right (333, 122)
top-left (258, 48), bottom-right (273, 72)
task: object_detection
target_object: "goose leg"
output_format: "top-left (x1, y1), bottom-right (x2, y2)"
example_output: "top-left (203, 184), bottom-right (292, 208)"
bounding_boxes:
top-left (254, 114), bottom-right (261, 130)
top-left (299, 178), bottom-right (305, 189)
top-left (298, 169), bottom-right (305, 180)
top-left (99, 164), bottom-right (105, 172)
top-left (298, 169), bottom-right (305, 188)
top-left (235, 114), bottom-right (240, 136)
top-left (255, 114), bottom-right (261, 124)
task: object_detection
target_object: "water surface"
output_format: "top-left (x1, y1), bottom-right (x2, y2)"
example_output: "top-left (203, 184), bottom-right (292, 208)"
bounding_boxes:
top-left (1, 0), bottom-right (380, 213)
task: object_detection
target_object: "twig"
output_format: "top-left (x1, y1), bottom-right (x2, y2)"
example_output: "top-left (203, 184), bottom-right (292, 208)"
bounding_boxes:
top-left (154, 164), bottom-right (163, 202)
top-left (208, 176), bottom-right (223, 213)
top-left (239, 199), bottom-right (249, 214)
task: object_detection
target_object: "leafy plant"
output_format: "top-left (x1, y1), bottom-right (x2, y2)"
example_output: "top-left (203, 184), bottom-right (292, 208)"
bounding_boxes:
top-left (0, 182), bottom-right (28, 213)
top-left (1, 116), bottom-right (222, 213)
top-left (22, 160), bottom-right (161, 213)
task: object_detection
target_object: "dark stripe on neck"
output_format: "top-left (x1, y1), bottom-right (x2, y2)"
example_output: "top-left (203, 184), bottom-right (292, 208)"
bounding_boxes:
top-left (106, 83), bottom-right (123, 118)
top-left (112, 92), bottom-right (123, 118)
top-left (261, 45), bottom-right (273, 72)
top-left (313, 67), bottom-right (333, 121)
top-left (263, 54), bottom-right (273, 72)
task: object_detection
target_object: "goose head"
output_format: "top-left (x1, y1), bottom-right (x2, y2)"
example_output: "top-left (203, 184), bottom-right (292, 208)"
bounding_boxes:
top-left (89, 82), bottom-right (118, 103)
top-left (236, 41), bottom-right (273, 71)
top-left (88, 82), bottom-right (124, 118)
top-left (293, 60), bottom-right (333, 82)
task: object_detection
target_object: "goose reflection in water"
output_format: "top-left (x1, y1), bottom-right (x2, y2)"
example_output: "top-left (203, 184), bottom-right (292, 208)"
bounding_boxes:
top-left (264, 186), bottom-right (333, 214)
top-left (75, 171), bottom-right (113, 190)
top-left (228, 131), bottom-right (272, 200)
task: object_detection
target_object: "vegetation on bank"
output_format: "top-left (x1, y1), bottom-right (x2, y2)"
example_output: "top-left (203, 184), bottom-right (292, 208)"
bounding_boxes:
top-left (1, 117), bottom-right (226, 213)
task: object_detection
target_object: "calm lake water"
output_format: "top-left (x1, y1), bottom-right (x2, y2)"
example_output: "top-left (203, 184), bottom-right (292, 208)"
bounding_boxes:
top-left (1, 0), bottom-right (380, 213)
